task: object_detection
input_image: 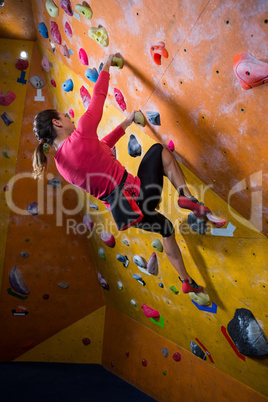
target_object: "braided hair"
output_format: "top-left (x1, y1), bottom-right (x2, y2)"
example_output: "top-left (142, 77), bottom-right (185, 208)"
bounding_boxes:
top-left (32, 109), bottom-right (60, 179)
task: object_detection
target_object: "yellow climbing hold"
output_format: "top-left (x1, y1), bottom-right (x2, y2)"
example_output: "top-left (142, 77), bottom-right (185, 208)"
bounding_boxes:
top-left (88, 27), bottom-right (109, 47)
top-left (188, 292), bottom-right (210, 306)
top-left (46, 0), bottom-right (59, 17)
top-left (134, 111), bottom-right (145, 127)
top-left (75, 2), bottom-right (93, 19)
top-left (111, 57), bottom-right (124, 69)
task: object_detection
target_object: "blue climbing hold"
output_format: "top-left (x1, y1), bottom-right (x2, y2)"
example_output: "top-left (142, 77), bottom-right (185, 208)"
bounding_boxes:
top-left (85, 68), bottom-right (99, 83)
top-left (38, 22), bottom-right (48, 38)
top-left (116, 254), bottom-right (126, 262)
top-left (132, 273), bottom-right (142, 280)
top-left (62, 79), bottom-right (73, 92)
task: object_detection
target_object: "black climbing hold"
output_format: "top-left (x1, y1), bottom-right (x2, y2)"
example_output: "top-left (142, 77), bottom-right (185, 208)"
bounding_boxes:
top-left (48, 178), bottom-right (62, 188)
top-left (161, 347), bottom-right (169, 357)
top-left (128, 134), bottom-right (141, 157)
top-left (146, 111), bottom-right (161, 126)
top-left (188, 212), bottom-right (207, 235)
top-left (98, 62), bottom-right (103, 73)
top-left (1, 112), bottom-right (13, 126)
top-left (190, 342), bottom-right (206, 360)
top-left (227, 308), bottom-right (268, 356)
top-left (159, 282), bottom-right (164, 288)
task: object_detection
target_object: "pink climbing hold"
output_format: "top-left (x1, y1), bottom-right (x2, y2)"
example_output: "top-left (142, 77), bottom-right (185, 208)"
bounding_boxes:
top-left (168, 140), bottom-right (175, 152)
top-left (147, 252), bottom-right (157, 275)
top-left (142, 304), bottom-right (160, 318)
top-left (60, 0), bottom-right (73, 16)
top-left (97, 273), bottom-right (109, 290)
top-left (41, 55), bottom-right (50, 72)
top-left (233, 52), bottom-right (268, 90)
top-left (142, 359), bottom-right (147, 367)
top-left (114, 88), bottom-right (126, 111)
top-left (51, 79), bottom-right (56, 87)
top-left (15, 58), bottom-right (29, 71)
top-left (60, 44), bottom-right (69, 58)
top-left (0, 91), bottom-right (16, 106)
top-left (100, 231), bottom-right (115, 248)
top-left (80, 86), bottom-right (91, 108)
top-left (64, 21), bottom-right (73, 37)
top-left (83, 214), bottom-right (94, 231)
top-left (50, 21), bottom-right (62, 45)
top-left (79, 48), bottom-right (88, 65)
top-left (69, 109), bottom-right (74, 118)
top-left (173, 352), bottom-right (181, 362)
top-left (3, 185), bottom-right (9, 192)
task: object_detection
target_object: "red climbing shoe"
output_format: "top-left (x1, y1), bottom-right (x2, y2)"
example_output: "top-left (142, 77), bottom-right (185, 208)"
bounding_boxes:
top-left (182, 279), bottom-right (203, 294)
top-left (178, 195), bottom-right (211, 218)
top-left (233, 52), bottom-right (268, 90)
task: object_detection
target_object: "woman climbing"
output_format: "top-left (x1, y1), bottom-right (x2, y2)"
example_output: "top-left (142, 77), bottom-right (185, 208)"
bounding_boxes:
top-left (33, 54), bottom-right (209, 295)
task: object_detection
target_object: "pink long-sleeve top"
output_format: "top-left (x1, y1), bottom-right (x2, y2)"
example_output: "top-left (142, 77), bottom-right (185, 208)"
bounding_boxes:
top-left (54, 71), bottom-right (141, 202)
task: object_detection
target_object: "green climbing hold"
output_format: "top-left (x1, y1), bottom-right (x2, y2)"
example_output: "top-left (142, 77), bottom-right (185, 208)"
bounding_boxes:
top-left (151, 239), bottom-right (163, 252)
top-left (122, 239), bottom-right (129, 246)
top-left (98, 247), bottom-right (106, 260)
top-left (163, 370), bottom-right (167, 376)
top-left (169, 285), bottom-right (179, 294)
top-left (25, 238), bottom-right (30, 242)
top-left (43, 143), bottom-right (49, 153)
top-left (3, 151), bottom-right (10, 158)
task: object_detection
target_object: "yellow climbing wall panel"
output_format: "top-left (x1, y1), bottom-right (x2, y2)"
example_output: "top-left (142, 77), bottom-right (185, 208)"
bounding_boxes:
top-left (15, 306), bottom-right (105, 364)
top-left (0, 38), bottom-right (33, 289)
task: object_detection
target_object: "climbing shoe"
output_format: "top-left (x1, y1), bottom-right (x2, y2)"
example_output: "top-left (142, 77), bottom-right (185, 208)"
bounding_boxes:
top-left (182, 278), bottom-right (203, 294)
top-left (178, 195), bottom-right (210, 218)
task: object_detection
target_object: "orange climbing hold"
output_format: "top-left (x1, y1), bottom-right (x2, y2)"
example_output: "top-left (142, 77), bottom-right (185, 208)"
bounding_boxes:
top-left (150, 42), bottom-right (168, 65)
top-left (233, 52), bottom-right (268, 90)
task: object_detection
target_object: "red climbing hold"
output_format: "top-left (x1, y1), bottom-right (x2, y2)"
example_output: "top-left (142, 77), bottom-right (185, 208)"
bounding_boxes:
top-left (142, 304), bottom-right (160, 318)
top-left (69, 109), bottom-right (74, 118)
top-left (79, 48), bottom-right (88, 65)
top-left (168, 140), bottom-right (175, 152)
top-left (173, 352), bottom-right (181, 362)
top-left (60, 0), bottom-right (73, 16)
top-left (114, 88), bottom-right (126, 111)
top-left (50, 21), bottom-right (62, 45)
top-left (0, 91), bottom-right (16, 106)
top-left (51, 79), bottom-right (56, 87)
top-left (126, 351), bottom-right (129, 357)
top-left (64, 21), bottom-right (73, 37)
top-left (15, 58), bottom-right (29, 71)
top-left (80, 86), bottom-right (91, 108)
top-left (233, 52), bottom-right (268, 90)
top-left (142, 359), bottom-right (147, 367)
top-left (150, 42), bottom-right (168, 65)
top-left (82, 337), bottom-right (91, 345)
top-left (100, 231), bottom-right (115, 248)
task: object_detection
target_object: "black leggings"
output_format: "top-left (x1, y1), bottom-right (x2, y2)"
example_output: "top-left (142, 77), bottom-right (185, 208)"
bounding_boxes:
top-left (134, 143), bottom-right (175, 237)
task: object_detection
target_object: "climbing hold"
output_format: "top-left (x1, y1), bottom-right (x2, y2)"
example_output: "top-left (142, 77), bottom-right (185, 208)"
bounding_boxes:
top-left (75, 2), bottom-right (93, 19)
top-left (227, 308), bottom-right (268, 356)
top-left (128, 134), bottom-right (141, 157)
top-left (58, 282), bottom-right (69, 288)
top-left (97, 272), bottom-right (109, 290)
top-left (9, 267), bottom-right (30, 295)
top-left (63, 79), bottom-right (73, 92)
top-left (43, 294), bottom-right (49, 300)
top-left (15, 58), bottom-right (29, 71)
top-left (190, 342), bottom-right (206, 360)
top-left (123, 257), bottom-right (129, 268)
top-left (163, 371), bottom-right (167, 376)
top-left (189, 292), bottom-right (210, 306)
top-left (98, 247), bottom-right (106, 260)
top-left (134, 111), bottom-right (145, 127)
top-left (142, 359), bottom-right (147, 367)
top-left (48, 178), bottom-right (62, 188)
top-left (85, 68), bottom-right (98, 83)
top-left (79, 48), bottom-right (88, 65)
top-left (101, 231), bottom-right (115, 247)
top-left (169, 285), bottom-right (179, 294)
top-left (60, 0), bottom-right (73, 15)
top-left (138, 279), bottom-right (146, 286)
top-left (3, 151), bottom-right (10, 158)
top-left (12, 308), bottom-right (28, 316)
top-left (126, 351), bottom-right (129, 357)
top-left (29, 75), bottom-right (45, 89)
top-left (3, 185), bottom-right (9, 192)
top-left (133, 273), bottom-right (142, 281)
top-left (98, 62), bottom-right (103, 73)
top-left (0, 91), bottom-right (16, 106)
top-left (162, 347), bottom-right (169, 358)
top-left (46, 0), bottom-right (59, 17)
top-left (116, 254), bottom-right (126, 262)
top-left (188, 213), bottom-right (207, 235)
top-left (25, 238), bottom-right (30, 242)
top-left (111, 57), bottom-right (124, 69)
top-left (142, 304), bottom-right (160, 318)
top-left (114, 88), bottom-right (126, 111)
top-left (27, 202), bottom-right (40, 216)
top-left (20, 252), bottom-right (29, 258)
top-left (150, 42), bottom-right (168, 65)
top-left (122, 239), bottom-right (129, 246)
top-left (43, 143), bottom-right (49, 153)
top-left (83, 214), bottom-right (94, 231)
top-left (206, 212), bottom-right (227, 228)
top-left (7, 288), bottom-right (27, 300)
top-left (80, 86), bottom-right (91, 108)
top-left (41, 55), bottom-right (50, 72)
top-left (233, 52), bottom-right (268, 90)
top-left (159, 282), bottom-right (164, 288)
top-left (89, 203), bottom-right (98, 210)
top-left (69, 109), bottom-right (74, 118)
top-left (64, 21), bottom-right (73, 37)
top-left (146, 111), bottom-right (161, 126)
top-left (60, 45), bottom-right (70, 58)
top-left (173, 352), bottom-right (181, 362)
top-left (117, 281), bottom-right (124, 290)
top-left (168, 140), bottom-right (175, 151)
top-left (82, 338), bottom-right (91, 345)
top-left (147, 252), bottom-right (158, 275)
top-left (38, 22), bottom-right (48, 38)
top-left (130, 299), bottom-right (137, 307)
top-left (50, 21), bottom-right (62, 45)
top-left (1, 112), bottom-right (13, 126)
top-left (151, 239), bottom-right (163, 252)
top-left (88, 26), bottom-right (109, 47)
top-left (133, 255), bottom-right (147, 268)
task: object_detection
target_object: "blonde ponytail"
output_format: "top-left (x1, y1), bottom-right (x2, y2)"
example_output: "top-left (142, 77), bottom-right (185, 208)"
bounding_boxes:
top-left (32, 140), bottom-right (47, 179)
